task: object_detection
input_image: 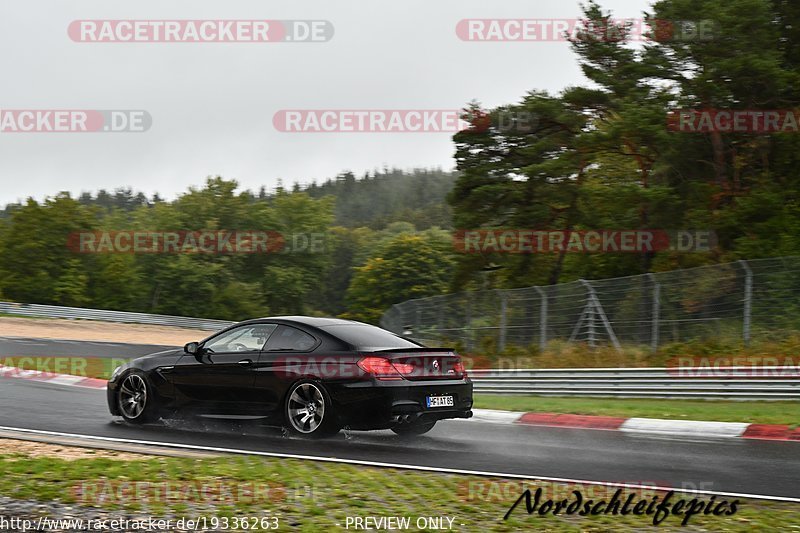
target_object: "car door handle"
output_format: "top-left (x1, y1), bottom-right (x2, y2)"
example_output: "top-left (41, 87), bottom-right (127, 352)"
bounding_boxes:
top-left (238, 359), bottom-right (254, 367)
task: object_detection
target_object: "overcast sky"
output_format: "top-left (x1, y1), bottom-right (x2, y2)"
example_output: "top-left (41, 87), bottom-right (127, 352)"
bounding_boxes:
top-left (0, 0), bottom-right (650, 205)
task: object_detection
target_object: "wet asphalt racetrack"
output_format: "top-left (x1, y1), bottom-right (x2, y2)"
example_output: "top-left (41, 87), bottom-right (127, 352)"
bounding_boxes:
top-left (0, 337), bottom-right (798, 501)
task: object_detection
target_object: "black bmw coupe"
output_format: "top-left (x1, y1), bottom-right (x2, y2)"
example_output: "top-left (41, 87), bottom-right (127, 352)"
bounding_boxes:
top-left (107, 317), bottom-right (473, 437)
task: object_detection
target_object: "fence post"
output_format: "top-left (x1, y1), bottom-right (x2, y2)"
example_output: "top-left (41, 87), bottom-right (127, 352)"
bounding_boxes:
top-left (739, 260), bottom-right (752, 346)
top-left (437, 297), bottom-right (444, 338)
top-left (534, 286), bottom-right (547, 352)
top-left (399, 303), bottom-right (409, 334)
top-left (576, 279), bottom-right (621, 351)
top-left (648, 273), bottom-right (660, 353)
top-left (498, 291), bottom-right (507, 353)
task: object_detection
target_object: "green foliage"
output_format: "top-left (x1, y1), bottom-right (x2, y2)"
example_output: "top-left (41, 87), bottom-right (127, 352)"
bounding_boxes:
top-left (344, 230), bottom-right (456, 323)
top-left (0, 194), bottom-right (97, 306)
top-left (306, 169), bottom-right (457, 229)
top-left (448, 0), bottom-right (800, 290)
top-left (0, 172), bottom-right (460, 320)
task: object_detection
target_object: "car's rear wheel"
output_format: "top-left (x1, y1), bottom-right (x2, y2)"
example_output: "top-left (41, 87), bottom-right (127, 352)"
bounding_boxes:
top-left (284, 381), bottom-right (339, 437)
top-left (391, 420), bottom-right (437, 436)
top-left (118, 371), bottom-right (158, 424)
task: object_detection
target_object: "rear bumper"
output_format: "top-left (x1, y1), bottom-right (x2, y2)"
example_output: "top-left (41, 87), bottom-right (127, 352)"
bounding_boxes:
top-left (327, 378), bottom-right (473, 430)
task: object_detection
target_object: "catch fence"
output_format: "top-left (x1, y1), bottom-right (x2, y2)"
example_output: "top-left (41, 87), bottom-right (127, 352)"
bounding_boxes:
top-left (381, 257), bottom-right (800, 352)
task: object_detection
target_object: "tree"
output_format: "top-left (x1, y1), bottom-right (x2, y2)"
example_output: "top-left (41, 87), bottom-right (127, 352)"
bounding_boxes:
top-left (0, 194), bottom-right (96, 305)
top-left (447, 0), bottom-right (800, 291)
top-left (344, 232), bottom-right (455, 323)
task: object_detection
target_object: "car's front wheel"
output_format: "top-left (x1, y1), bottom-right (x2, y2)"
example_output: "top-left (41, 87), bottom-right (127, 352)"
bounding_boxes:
top-left (284, 381), bottom-right (339, 438)
top-left (391, 420), bottom-right (436, 436)
top-left (117, 371), bottom-right (158, 424)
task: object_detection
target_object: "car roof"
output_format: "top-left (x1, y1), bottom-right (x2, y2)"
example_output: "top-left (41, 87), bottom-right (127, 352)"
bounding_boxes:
top-left (240, 316), bottom-right (371, 328)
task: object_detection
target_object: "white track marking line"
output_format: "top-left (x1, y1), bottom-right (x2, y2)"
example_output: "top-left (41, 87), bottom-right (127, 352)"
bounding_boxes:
top-left (0, 425), bottom-right (796, 504)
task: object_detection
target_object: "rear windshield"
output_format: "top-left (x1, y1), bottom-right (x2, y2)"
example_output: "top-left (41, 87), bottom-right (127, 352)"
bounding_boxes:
top-left (320, 324), bottom-right (422, 351)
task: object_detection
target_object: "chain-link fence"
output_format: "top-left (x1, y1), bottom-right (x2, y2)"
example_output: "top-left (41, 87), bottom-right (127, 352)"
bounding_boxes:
top-left (380, 257), bottom-right (800, 352)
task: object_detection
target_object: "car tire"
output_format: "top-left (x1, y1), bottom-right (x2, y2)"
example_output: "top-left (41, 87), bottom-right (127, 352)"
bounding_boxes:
top-left (391, 420), bottom-right (436, 436)
top-left (284, 380), bottom-right (340, 438)
top-left (117, 370), bottom-right (158, 424)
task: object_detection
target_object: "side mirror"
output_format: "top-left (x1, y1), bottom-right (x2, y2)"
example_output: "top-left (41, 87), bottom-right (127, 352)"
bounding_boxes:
top-left (184, 342), bottom-right (199, 355)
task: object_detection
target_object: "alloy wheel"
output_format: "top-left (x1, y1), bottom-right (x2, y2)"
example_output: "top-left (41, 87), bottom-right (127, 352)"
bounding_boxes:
top-left (288, 383), bottom-right (326, 434)
top-left (119, 374), bottom-right (148, 420)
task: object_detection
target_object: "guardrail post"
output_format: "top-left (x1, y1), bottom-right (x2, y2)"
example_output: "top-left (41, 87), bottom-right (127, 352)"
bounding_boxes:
top-left (648, 273), bottom-right (660, 353)
top-left (739, 260), bottom-right (752, 346)
top-left (497, 291), bottom-right (507, 352)
top-left (534, 286), bottom-right (547, 352)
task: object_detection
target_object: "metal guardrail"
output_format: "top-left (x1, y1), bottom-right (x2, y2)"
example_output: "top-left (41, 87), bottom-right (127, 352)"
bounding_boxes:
top-left (0, 301), bottom-right (234, 331)
top-left (469, 367), bottom-right (800, 400)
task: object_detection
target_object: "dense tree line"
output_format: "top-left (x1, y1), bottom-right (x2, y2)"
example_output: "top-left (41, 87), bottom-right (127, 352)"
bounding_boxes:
top-left (3, 0), bottom-right (800, 322)
top-left (305, 168), bottom-right (456, 230)
top-left (0, 170), bottom-right (457, 321)
top-left (448, 0), bottom-right (800, 291)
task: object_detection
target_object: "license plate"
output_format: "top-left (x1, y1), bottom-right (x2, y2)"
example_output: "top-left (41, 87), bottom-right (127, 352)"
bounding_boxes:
top-left (426, 395), bottom-right (454, 408)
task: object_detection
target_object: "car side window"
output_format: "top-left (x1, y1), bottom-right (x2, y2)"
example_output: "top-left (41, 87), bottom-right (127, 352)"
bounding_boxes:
top-left (263, 325), bottom-right (317, 352)
top-left (204, 324), bottom-right (277, 353)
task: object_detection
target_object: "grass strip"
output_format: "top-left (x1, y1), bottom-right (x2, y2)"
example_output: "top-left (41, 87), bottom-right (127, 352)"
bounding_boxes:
top-left (0, 448), bottom-right (798, 531)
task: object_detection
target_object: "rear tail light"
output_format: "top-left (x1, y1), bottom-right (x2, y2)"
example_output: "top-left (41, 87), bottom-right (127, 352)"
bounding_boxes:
top-left (357, 356), bottom-right (404, 380)
top-left (391, 362), bottom-right (416, 374)
top-left (357, 355), bottom-right (468, 380)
